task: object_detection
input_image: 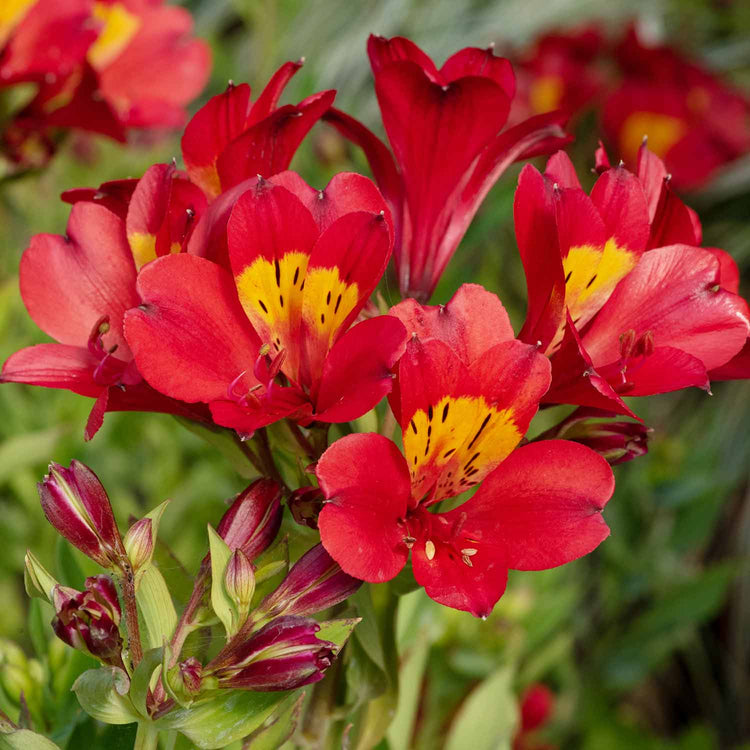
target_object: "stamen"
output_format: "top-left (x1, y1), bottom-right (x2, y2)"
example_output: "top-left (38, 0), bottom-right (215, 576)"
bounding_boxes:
top-left (424, 540), bottom-right (435, 561)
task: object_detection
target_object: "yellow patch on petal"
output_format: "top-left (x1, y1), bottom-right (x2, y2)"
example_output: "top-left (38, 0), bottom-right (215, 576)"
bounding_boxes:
top-left (404, 396), bottom-right (520, 503)
top-left (619, 111), bottom-right (686, 164)
top-left (87, 2), bottom-right (140, 70)
top-left (0, 0), bottom-right (36, 47)
top-left (235, 251), bottom-right (309, 353)
top-left (190, 164), bottom-right (222, 202)
top-left (529, 74), bottom-right (564, 114)
top-left (301, 267), bottom-right (359, 348)
top-left (129, 233), bottom-right (157, 271)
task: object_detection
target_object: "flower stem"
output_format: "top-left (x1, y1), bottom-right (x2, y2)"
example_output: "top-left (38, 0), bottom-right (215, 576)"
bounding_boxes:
top-left (119, 559), bottom-right (144, 667)
top-left (134, 722), bottom-right (159, 750)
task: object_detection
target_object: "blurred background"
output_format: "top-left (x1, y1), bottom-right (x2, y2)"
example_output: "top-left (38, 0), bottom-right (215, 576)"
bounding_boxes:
top-left (1, 0), bottom-right (749, 748)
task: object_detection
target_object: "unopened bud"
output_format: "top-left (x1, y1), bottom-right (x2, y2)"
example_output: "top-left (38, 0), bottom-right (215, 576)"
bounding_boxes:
top-left (217, 479), bottom-right (283, 561)
top-left (225, 549), bottom-right (256, 613)
top-left (168, 656), bottom-right (203, 699)
top-left (209, 615), bottom-right (336, 692)
top-left (123, 517), bottom-right (153, 572)
top-left (51, 575), bottom-right (123, 666)
top-left (542, 406), bottom-right (651, 465)
top-left (38, 461), bottom-right (125, 568)
top-left (24, 550), bottom-right (60, 603)
top-left (519, 683), bottom-right (555, 733)
top-left (256, 543), bottom-right (361, 619)
top-left (288, 486), bottom-right (324, 529)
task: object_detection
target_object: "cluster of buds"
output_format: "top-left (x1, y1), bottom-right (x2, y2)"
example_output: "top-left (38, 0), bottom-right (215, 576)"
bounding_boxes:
top-left (51, 575), bottom-right (123, 667)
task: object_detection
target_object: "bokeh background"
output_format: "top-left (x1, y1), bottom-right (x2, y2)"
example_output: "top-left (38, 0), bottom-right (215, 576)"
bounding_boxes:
top-left (1, 1), bottom-right (750, 748)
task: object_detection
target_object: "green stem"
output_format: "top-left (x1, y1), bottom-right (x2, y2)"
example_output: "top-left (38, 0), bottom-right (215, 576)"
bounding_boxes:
top-left (134, 722), bottom-right (159, 750)
top-left (119, 559), bottom-right (144, 668)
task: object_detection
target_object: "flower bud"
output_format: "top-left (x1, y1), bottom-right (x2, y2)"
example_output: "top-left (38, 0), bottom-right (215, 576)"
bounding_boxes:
top-left (51, 575), bottom-right (123, 667)
top-left (217, 479), bottom-right (283, 561)
top-left (224, 549), bottom-right (256, 613)
top-left (288, 487), bottom-right (324, 529)
top-left (540, 407), bottom-right (651, 465)
top-left (520, 683), bottom-right (555, 733)
top-left (24, 550), bottom-right (59, 603)
top-left (256, 544), bottom-right (361, 619)
top-left (167, 656), bottom-right (204, 701)
top-left (38, 461), bottom-right (125, 568)
top-left (209, 615), bottom-right (335, 692)
top-left (123, 517), bottom-right (153, 573)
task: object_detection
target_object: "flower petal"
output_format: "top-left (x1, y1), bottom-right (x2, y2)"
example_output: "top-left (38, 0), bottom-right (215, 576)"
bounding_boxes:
top-left (317, 434), bottom-right (411, 583)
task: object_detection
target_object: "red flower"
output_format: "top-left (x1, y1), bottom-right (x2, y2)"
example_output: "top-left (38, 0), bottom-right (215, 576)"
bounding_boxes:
top-left (325, 34), bottom-right (570, 302)
top-left (602, 26), bottom-right (750, 189)
top-left (125, 172), bottom-right (407, 434)
top-left (316, 299), bottom-right (614, 616)
top-left (515, 148), bottom-right (750, 416)
top-left (510, 25), bottom-right (606, 123)
top-left (181, 62), bottom-right (334, 201)
top-left (0, 0), bottom-right (210, 165)
top-left (513, 683), bottom-right (556, 750)
top-left (0, 197), bottom-right (210, 438)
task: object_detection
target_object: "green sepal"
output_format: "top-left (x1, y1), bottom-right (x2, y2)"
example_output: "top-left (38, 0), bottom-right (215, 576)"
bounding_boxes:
top-left (71, 667), bottom-right (139, 725)
top-left (136, 565), bottom-right (178, 651)
top-left (23, 550), bottom-right (60, 604)
top-left (0, 722), bottom-right (62, 750)
top-left (130, 500), bottom-right (170, 589)
top-left (207, 525), bottom-right (237, 639)
top-left (155, 690), bottom-right (290, 749)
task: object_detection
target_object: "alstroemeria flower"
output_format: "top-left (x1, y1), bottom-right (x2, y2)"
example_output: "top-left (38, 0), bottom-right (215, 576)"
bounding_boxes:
top-left (515, 149), bottom-right (750, 416)
top-left (317, 320), bottom-right (614, 617)
top-left (0, 198), bottom-right (210, 438)
top-left (602, 26), bottom-right (750, 189)
top-left (181, 61), bottom-right (335, 201)
top-left (125, 172), bottom-right (407, 434)
top-left (325, 34), bottom-right (571, 302)
top-left (510, 25), bottom-right (606, 123)
top-left (0, 0), bottom-right (210, 165)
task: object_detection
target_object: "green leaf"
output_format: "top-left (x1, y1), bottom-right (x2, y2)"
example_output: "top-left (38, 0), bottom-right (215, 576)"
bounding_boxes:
top-left (27, 598), bottom-right (52, 661)
top-left (316, 618), bottom-right (361, 651)
top-left (239, 693), bottom-right (303, 750)
top-left (351, 588), bottom-right (386, 672)
top-left (0, 427), bottom-right (64, 484)
top-left (0, 725), bottom-right (62, 750)
top-left (444, 665), bottom-right (517, 750)
top-left (136, 566), bottom-right (178, 652)
top-left (130, 648), bottom-right (164, 719)
top-left (156, 690), bottom-right (289, 749)
top-left (72, 667), bottom-right (139, 725)
top-left (206, 525), bottom-right (235, 638)
top-left (387, 631), bottom-right (430, 750)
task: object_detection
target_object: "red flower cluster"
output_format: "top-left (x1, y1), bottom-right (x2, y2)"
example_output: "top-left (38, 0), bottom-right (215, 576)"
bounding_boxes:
top-left (511, 24), bottom-right (750, 188)
top-left (0, 0), bottom-right (210, 167)
top-left (5, 35), bottom-right (750, 618)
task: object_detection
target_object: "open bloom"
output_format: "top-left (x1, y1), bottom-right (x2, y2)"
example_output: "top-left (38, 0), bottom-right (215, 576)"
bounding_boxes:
top-left (0, 0), bottom-right (209, 165)
top-left (515, 148), bottom-right (750, 416)
top-left (325, 34), bottom-right (570, 302)
top-left (0, 195), bottom-right (210, 438)
top-left (510, 25), bottom-right (606, 123)
top-left (602, 26), bottom-right (750, 189)
top-left (125, 172), bottom-right (407, 434)
top-left (317, 297), bottom-right (614, 616)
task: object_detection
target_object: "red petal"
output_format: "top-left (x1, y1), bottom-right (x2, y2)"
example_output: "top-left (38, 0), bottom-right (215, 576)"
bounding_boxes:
top-left (411, 508), bottom-right (508, 617)
top-left (589, 166), bottom-right (649, 253)
top-left (440, 47), bottom-right (515, 97)
top-left (1, 344), bottom-right (101, 397)
top-left (61, 178), bottom-right (138, 221)
top-left (390, 283), bottom-right (514, 366)
top-left (582, 245), bottom-right (750, 372)
top-left (367, 34), bottom-right (440, 80)
top-left (20, 202), bottom-right (137, 354)
top-left (181, 83), bottom-right (251, 199)
top-left (84, 390), bottom-right (109, 441)
top-left (317, 434), bottom-right (411, 583)
top-left (544, 151), bottom-right (581, 189)
top-left (315, 315), bottom-right (407, 422)
top-left (216, 90), bottom-right (335, 189)
top-left (125, 254), bottom-right (261, 403)
top-left (515, 165), bottom-right (566, 349)
top-left (708, 339), bottom-right (750, 381)
top-left (467, 440), bottom-right (613, 571)
top-left (247, 60), bottom-right (303, 125)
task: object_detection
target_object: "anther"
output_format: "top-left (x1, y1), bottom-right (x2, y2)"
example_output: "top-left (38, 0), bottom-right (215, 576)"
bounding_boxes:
top-left (462, 555), bottom-right (473, 567)
top-left (460, 548), bottom-right (477, 556)
top-left (424, 540), bottom-right (436, 560)
top-left (318, 190), bottom-right (325, 200)
top-left (402, 536), bottom-right (416, 549)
